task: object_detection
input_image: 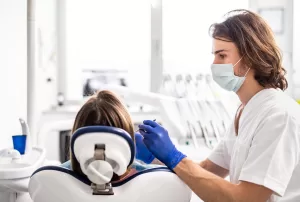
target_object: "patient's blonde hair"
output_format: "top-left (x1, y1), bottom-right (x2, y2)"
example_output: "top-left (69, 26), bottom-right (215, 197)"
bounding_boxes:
top-left (70, 90), bottom-right (134, 179)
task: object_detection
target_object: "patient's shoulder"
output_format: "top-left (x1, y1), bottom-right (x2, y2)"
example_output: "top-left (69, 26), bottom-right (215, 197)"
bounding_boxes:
top-left (132, 160), bottom-right (165, 171)
top-left (60, 160), bottom-right (164, 172)
top-left (61, 160), bottom-right (72, 170)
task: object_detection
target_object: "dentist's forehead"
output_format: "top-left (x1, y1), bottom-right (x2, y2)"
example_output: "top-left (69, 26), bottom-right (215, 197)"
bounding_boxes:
top-left (212, 38), bottom-right (236, 53)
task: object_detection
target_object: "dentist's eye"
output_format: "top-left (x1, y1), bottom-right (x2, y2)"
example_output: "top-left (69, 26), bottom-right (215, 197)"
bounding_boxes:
top-left (219, 54), bottom-right (226, 59)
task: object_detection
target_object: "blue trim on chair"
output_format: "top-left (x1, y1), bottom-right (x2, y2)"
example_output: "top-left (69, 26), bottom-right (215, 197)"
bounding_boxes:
top-left (31, 165), bottom-right (173, 187)
top-left (31, 166), bottom-right (92, 185)
top-left (112, 167), bottom-right (173, 187)
top-left (70, 126), bottom-right (135, 167)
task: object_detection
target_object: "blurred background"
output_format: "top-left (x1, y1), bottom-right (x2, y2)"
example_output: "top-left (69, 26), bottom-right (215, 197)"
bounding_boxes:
top-left (1, 0), bottom-right (300, 201)
top-left (0, 0), bottom-right (299, 170)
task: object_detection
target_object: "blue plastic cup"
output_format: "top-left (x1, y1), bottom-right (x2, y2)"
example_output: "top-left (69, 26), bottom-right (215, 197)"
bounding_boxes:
top-left (12, 135), bottom-right (27, 155)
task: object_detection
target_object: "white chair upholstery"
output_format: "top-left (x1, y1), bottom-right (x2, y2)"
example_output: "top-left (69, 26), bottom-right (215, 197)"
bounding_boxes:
top-left (29, 126), bottom-right (192, 202)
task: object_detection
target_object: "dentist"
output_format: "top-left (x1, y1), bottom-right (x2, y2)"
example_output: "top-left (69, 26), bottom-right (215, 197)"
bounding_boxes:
top-left (135, 9), bottom-right (300, 202)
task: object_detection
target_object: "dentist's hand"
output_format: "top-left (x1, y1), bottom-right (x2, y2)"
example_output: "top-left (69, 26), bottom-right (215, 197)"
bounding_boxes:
top-left (135, 132), bottom-right (155, 164)
top-left (139, 120), bottom-right (186, 169)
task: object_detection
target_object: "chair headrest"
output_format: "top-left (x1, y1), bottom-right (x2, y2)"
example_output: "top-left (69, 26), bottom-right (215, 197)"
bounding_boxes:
top-left (71, 126), bottom-right (135, 185)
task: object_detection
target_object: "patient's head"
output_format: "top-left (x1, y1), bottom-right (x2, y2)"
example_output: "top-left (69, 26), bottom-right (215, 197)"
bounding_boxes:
top-left (70, 90), bottom-right (134, 178)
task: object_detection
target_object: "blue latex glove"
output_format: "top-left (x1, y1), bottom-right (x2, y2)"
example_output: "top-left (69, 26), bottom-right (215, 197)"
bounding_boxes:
top-left (138, 120), bottom-right (186, 169)
top-left (135, 132), bottom-right (155, 164)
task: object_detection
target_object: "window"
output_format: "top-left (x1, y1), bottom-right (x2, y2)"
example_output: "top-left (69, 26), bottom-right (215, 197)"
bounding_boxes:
top-left (66, 0), bottom-right (151, 97)
top-left (162, 0), bottom-right (249, 74)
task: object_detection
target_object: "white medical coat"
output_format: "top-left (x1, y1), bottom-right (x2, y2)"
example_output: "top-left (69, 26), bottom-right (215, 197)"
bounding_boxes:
top-left (208, 88), bottom-right (300, 202)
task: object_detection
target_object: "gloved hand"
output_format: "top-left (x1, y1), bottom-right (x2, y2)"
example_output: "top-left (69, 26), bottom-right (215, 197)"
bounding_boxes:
top-left (138, 120), bottom-right (186, 169)
top-left (135, 132), bottom-right (155, 164)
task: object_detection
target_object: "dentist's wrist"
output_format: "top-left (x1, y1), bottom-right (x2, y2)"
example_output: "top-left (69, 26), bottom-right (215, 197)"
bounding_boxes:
top-left (165, 147), bottom-right (187, 170)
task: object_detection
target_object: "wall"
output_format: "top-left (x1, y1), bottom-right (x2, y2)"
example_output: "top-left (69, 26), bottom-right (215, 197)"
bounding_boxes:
top-left (249, 0), bottom-right (294, 96)
top-left (0, 0), bottom-right (296, 150)
top-left (0, 0), bottom-right (27, 149)
top-left (293, 0), bottom-right (300, 101)
top-left (0, 1), bottom-right (27, 200)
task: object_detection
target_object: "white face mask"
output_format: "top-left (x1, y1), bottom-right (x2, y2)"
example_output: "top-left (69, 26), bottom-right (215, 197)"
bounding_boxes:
top-left (210, 57), bottom-right (250, 93)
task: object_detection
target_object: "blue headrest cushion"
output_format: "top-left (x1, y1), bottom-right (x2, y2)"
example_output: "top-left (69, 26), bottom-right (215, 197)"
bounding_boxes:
top-left (70, 126), bottom-right (135, 168)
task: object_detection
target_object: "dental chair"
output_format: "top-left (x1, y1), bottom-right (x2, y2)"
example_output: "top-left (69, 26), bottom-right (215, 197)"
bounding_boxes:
top-left (29, 126), bottom-right (192, 202)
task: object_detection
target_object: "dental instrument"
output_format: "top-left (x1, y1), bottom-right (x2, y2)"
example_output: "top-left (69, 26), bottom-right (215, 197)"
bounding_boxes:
top-left (135, 119), bottom-right (156, 133)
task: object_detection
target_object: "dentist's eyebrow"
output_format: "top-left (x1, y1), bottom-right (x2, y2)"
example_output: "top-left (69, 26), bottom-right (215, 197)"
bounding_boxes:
top-left (212, 49), bottom-right (228, 54)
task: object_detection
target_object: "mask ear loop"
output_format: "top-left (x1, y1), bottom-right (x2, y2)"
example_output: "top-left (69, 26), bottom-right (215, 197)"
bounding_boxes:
top-left (233, 56), bottom-right (244, 67)
top-left (244, 67), bottom-right (251, 77)
top-left (233, 56), bottom-right (248, 77)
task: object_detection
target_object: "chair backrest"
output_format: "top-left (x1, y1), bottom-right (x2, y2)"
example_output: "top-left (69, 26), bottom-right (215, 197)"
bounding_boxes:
top-left (29, 126), bottom-right (192, 202)
top-left (29, 165), bottom-right (192, 202)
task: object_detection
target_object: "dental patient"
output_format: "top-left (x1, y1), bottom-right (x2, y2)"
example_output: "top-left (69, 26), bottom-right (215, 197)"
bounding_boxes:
top-left (61, 90), bottom-right (159, 182)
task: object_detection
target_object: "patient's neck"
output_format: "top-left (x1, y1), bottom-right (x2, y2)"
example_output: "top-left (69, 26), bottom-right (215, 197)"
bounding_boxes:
top-left (112, 169), bottom-right (133, 182)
